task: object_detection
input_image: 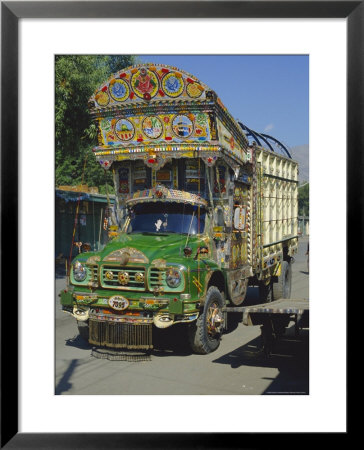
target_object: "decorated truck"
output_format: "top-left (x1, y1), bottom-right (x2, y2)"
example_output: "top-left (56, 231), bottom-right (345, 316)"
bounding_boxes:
top-left (60, 63), bottom-right (298, 354)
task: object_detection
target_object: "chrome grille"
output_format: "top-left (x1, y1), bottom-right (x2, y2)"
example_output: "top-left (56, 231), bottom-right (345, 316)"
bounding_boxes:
top-left (89, 320), bottom-right (153, 349)
top-left (88, 265), bottom-right (98, 282)
top-left (149, 268), bottom-right (165, 289)
top-left (101, 266), bottom-right (146, 291)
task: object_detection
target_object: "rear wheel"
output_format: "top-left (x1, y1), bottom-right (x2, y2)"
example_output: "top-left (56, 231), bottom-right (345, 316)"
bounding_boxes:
top-left (273, 260), bottom-right (292, 300)
top-left (188, 286), bottom-right (224, 354)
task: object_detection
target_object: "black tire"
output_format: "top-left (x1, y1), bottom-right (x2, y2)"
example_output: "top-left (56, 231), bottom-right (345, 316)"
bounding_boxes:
top-left (258, 279), bottom-right (273, 303)
top-left (273, 260), bottom-right (292, 300)
top-left (77, 320), bottom-right (89, 341)
top-left (188, 286), bottom-right (224, 354)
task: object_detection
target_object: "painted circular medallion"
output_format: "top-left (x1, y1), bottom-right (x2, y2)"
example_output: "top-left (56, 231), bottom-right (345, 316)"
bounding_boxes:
top-left (142, 116), bottom-right (163, 139)
top-left (95, 90), bottom-right (110, 106)
top-left (131, 68), bottom-right (159, 99)
top-left (162, 72), bottom-right (184, 97)
top-left (109, 79), bottom-right (130, 102)
top-left (172, 115), bottom-right (194, 138)
top-left (186, 82), bottom-right (203, 98)
top-left (115, 119), bottom-right (135, 141)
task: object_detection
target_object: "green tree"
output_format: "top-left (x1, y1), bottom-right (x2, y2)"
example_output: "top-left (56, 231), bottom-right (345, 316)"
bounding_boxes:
top-left (298, 182), bottom-right (309, 216)
top-left (55, 55), bottom-right (136, 190)
top-left (107, 55), bottom-right (138, 74)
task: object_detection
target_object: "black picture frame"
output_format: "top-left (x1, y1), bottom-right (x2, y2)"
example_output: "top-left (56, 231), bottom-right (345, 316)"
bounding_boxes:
top-left (1, 1), bottom-right (356, 447)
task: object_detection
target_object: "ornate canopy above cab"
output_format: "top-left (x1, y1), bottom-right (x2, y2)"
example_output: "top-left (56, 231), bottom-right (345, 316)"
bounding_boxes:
top-left (89, 63), bottom-right (211, 111)
top-left (89, 63), bottom-right (250, 170)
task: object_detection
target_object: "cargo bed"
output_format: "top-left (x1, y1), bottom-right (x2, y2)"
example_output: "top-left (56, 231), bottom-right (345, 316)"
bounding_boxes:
top-left (223, 298), bottom-right (309, 356)
top-left (224, 297), bottom-right (308, 320)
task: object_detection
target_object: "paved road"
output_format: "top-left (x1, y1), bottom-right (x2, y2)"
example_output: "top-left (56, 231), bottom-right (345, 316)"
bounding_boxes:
top-left (55, 236), bottom-right (309, 395)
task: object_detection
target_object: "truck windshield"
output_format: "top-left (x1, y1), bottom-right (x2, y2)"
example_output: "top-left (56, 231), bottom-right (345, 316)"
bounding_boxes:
top-left (127, 202), bottom-right (206, 235)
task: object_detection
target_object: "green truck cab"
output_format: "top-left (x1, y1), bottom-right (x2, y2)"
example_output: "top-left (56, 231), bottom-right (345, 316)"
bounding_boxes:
top-left (60, 63), bottom-right (298, 354)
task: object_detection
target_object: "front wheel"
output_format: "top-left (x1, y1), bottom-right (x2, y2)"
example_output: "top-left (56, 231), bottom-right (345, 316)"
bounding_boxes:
top-left (188, 286), bottom-right (224, 354)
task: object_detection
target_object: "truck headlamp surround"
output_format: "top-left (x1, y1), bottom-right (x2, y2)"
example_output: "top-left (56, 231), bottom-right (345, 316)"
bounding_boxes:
top-left (73, 261), bottom-right (87, 282)
top-left (166, 268), bottom-right (182, 288)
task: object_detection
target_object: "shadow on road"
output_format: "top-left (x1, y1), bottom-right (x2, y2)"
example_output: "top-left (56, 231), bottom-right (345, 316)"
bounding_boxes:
top-left (55, 359), bottom-right (79, 395)
top-left (212, 326), bottom-right (309, 394)
top-left (55, 357), bottom-right (94, 394)
top-left (65, 334), bottom-right (93, 350)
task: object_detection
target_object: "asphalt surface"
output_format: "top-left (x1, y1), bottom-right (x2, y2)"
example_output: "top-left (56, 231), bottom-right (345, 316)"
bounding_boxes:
top-left (55, 236), bottom-right (309, 395)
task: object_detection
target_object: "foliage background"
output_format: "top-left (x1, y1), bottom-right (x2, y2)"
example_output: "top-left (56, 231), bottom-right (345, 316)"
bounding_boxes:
top-left (298, 183), bottom-right (309, 216)
top-left (55, 55), bottom-right (136, 193)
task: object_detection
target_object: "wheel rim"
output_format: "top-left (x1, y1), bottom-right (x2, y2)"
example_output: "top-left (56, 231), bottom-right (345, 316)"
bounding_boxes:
top-left (206, 301), bottom-right (223, 339)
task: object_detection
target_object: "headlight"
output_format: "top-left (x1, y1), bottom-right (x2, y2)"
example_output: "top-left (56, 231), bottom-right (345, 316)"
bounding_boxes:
top-left (73, 261), bottom-right (87, 282)
top-left (166, 268), bottom-right (182, 288)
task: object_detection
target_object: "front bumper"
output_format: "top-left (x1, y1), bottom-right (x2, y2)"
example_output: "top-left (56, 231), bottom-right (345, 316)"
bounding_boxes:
top-left (60, 288), bottom-right (199, 348)
top-left (61, 286), bottom-right (199, 318)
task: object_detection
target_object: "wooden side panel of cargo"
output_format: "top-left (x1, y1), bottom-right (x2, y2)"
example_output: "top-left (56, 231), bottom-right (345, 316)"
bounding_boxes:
top-left (255, 148), bottom-right (298, 265)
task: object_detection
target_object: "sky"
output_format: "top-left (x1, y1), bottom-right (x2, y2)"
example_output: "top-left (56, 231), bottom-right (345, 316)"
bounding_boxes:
top-left (138, 55), bottom-right (309, 149)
